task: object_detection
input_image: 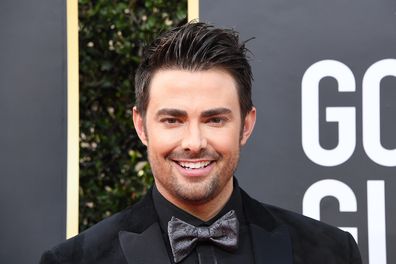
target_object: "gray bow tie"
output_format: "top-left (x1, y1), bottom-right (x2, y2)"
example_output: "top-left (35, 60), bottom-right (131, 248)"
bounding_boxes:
top-left (167, 210), bottom-right (239, 263)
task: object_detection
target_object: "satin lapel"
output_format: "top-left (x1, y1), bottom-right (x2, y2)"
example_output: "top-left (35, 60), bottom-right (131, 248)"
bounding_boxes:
top-left (250, 224), bottom-right (293, 264)
top-left (119, 222), bottom-right (171, 264)
top-left (240, 187), bottom-right (293, 264)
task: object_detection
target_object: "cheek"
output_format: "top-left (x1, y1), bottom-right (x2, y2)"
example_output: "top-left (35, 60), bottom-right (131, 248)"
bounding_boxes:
top-left (206, 128), bottom-right (241, 153)
top-left (146, 126), bottom-right (182, 155)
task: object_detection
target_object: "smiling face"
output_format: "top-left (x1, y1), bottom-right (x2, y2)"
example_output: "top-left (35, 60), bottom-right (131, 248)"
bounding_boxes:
top-left (133, 68), bottom-right (256, 213)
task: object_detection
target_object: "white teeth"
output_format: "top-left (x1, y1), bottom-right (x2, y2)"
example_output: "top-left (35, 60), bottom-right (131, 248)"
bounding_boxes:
top-left (178, 161), bottom-right (211, 169)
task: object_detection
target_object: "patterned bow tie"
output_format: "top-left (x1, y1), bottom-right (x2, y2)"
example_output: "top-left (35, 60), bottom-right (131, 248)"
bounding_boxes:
top-left (167, 210), bottom-right (239, 263)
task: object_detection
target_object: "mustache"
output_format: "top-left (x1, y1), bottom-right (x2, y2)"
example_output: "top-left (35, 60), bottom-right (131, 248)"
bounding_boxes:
top-left (167, 149), bottom-right (220, 160)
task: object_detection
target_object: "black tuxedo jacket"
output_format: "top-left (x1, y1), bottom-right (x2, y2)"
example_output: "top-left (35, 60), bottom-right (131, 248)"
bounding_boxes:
top-left (40, 188), bottom-right (361, 264)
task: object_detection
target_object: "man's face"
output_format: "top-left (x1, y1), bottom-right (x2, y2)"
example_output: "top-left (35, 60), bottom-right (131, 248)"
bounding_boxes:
top-left (133, 69), bottom-right (256, 208)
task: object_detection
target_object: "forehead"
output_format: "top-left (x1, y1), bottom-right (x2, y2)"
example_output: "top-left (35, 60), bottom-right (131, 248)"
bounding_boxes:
top-left (147, 69), bottom-right (240, 113)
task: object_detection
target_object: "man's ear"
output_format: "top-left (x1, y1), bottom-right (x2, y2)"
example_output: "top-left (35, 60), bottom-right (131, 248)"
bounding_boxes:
top-left (240, 107), bottom-right (256, 146)
top-left (132, 106), bottom-right (148, 146)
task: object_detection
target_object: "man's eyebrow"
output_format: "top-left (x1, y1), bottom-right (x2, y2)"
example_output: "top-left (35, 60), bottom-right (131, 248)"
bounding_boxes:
top-left (201, 108), bottom-right (232, 118)
top-left (156, 108), bottom-right (187, 117)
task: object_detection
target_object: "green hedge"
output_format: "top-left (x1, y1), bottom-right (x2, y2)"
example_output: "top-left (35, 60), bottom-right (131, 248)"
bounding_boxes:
top-left (78, 0), bottom-right (187, 231)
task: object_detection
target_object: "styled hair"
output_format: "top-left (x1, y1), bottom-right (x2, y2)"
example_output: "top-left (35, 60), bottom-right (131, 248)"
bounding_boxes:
top-left (134, 22), bottom-right (253, 119)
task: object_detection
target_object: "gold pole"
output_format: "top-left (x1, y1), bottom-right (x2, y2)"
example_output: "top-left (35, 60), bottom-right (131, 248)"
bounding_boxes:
top-left (188, 0), bottom-right (199, 21)
top-left (66, 0), bottom-right (80, 238)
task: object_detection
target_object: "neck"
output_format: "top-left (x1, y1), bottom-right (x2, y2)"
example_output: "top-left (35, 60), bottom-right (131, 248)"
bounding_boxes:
top-left (156, 178), bottom-right (234, 221)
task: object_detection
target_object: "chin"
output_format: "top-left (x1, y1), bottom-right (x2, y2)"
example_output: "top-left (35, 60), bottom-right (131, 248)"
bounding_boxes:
top-left (173, 177), bottom-right (221, 203)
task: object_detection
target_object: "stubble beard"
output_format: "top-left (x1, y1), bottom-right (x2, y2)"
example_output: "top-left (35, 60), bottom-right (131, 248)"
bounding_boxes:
top-left (148, 148), bottom-right (240, 205)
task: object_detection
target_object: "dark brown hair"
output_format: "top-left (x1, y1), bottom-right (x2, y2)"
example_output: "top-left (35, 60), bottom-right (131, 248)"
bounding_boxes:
top-left (135, 22), bottom-right (253, 119)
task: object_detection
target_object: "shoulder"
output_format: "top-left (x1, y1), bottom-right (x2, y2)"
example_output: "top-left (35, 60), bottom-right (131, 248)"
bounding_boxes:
top-left (39, 192), bottom-right (157, 264)
top-left (262, 202), bottom-right (347, 240)
top-left (240, 188), bottom-right (361, 263)
top-left (240, 188), bottom-right (352, 242)
top-left (263, 202), bottom-right (343, 236)
top-left (242, 188), bottom-right (362, 264)
top-left (263, 203), bottom-right (361, 263)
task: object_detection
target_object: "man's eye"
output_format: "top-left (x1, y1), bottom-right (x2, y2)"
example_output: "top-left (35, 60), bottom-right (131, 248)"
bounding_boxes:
top-left (161, 118), bottom-right (181, 124)
top-left (207, 117), bottom-right (227, 125)
top-left (210, 117), bottom-right (222, 123)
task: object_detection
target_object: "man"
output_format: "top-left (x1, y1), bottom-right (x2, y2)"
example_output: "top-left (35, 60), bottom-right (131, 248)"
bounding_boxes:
top-left (40, 22), bottom-right (362, 264)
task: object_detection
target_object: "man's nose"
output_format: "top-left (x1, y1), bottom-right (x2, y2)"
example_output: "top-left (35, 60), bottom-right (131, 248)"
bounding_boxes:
top-left (181, 123), bottom-right (207, 152)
